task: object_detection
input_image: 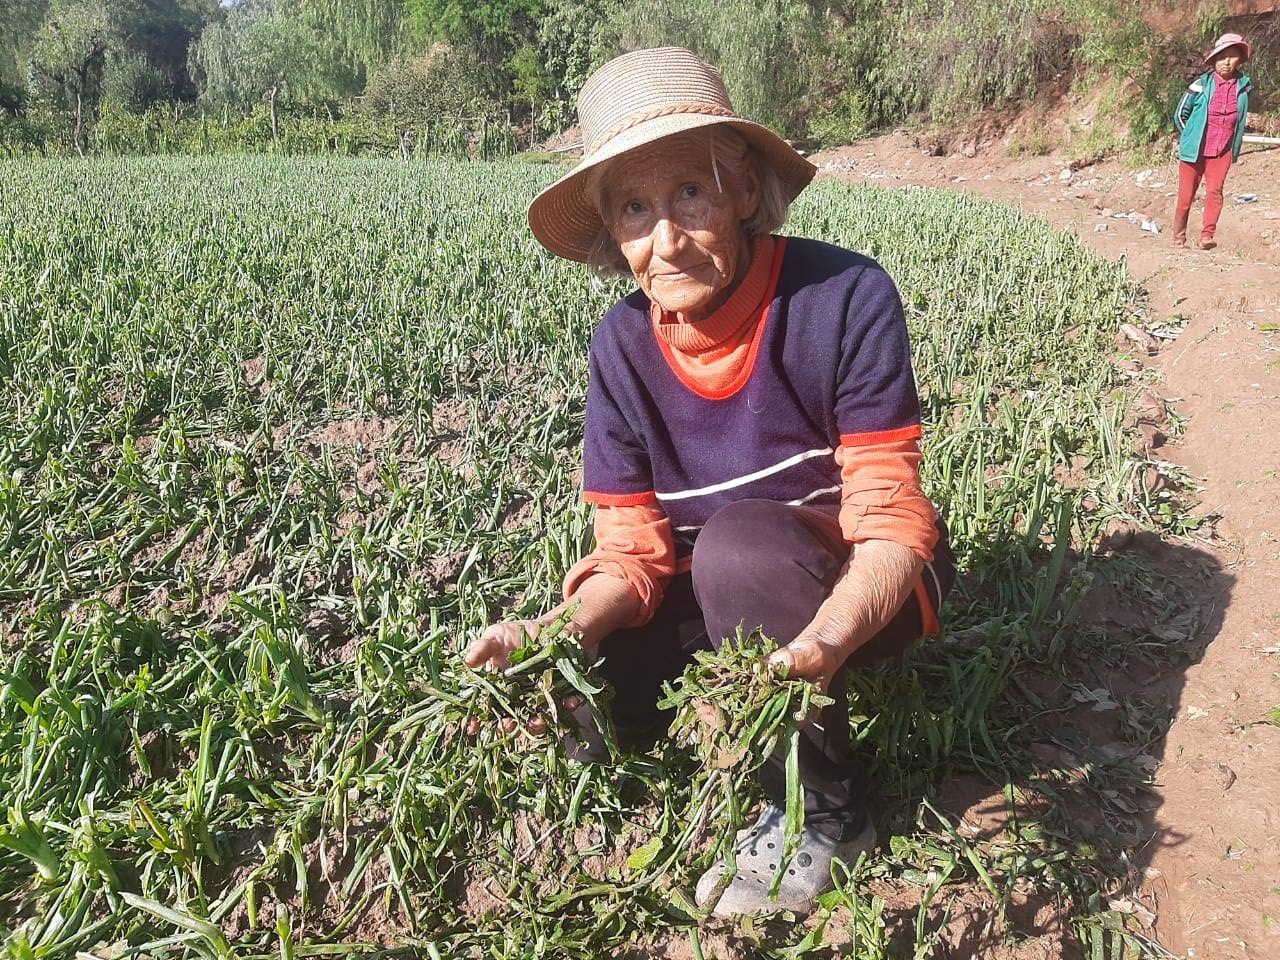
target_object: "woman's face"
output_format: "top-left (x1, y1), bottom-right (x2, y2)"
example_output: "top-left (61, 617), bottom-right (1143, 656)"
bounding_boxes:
top-left (1214, 47), bottom-right (1244, 79)
top-left (599, 133), bottom-right (760, 320)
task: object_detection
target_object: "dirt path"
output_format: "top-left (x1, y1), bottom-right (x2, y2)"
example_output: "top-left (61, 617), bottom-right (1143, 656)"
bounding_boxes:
top-left (815, 134), bottom-right (1280, 959)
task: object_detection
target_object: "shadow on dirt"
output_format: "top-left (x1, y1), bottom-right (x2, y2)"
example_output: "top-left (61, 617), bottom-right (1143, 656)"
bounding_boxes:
top-left (866, 528), bottom-right (1233, 959)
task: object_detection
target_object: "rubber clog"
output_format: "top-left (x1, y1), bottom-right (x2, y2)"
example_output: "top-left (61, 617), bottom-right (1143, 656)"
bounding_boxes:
top-left (694, 805), bottom-right (878, 917)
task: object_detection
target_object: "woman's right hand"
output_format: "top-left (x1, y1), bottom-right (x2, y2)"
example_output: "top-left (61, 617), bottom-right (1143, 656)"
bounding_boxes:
top-left (462, 618), bottom-right (584, 738)
top-left (463, 619), bottom-right (545, 673)
top-left (461, 576), bottom-right (640, 737)
top-left (466, 576), bottom-right (639, 675)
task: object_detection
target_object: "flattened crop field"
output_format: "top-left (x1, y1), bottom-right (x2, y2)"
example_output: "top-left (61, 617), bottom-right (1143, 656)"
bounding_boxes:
top-left (0, 158), bottom-right (1185, 958)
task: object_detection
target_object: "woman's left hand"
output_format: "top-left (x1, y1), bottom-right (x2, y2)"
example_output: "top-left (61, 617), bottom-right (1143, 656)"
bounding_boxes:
top-left (767, 636), bottom-right (846, 693)
top-left (768, 539), bottom-right (922, 693)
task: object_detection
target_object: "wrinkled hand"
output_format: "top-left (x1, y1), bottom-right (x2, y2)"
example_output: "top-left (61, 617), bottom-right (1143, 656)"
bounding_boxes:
top-left (462, 619), bottom-right (583, 739)
top-left (463, 619), bottom-right (544, 673)
top-left (767, 636), bottom-right (846, 693)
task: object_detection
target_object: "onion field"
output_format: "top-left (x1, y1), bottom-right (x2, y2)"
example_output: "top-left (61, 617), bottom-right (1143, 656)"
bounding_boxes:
top-left (0, 157), bottom-right (1173, 958)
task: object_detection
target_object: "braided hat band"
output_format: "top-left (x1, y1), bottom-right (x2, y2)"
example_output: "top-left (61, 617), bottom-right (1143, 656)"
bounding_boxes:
top-left (587, 102), bottom-right (737, 155)
top-left (528, 47), bottom-right (816, 263)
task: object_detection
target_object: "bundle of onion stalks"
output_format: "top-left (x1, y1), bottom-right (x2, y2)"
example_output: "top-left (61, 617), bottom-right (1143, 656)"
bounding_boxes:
top-left (659, 628), bottom-right (833, 899)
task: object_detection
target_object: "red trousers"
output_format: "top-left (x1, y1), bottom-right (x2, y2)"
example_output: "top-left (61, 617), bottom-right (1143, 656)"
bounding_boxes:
top-left (1174, 151), bottom-right (1233, 242)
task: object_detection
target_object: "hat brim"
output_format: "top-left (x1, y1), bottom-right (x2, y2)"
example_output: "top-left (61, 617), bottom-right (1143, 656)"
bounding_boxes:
top-left (527, 114), bottom-right (817, 263)
top-left (1205, 39), bottom-right (1251, 64)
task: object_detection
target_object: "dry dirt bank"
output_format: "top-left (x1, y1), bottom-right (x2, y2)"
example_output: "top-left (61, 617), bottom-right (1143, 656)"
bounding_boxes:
top-left (813, 134), bottom-right (1280, 959)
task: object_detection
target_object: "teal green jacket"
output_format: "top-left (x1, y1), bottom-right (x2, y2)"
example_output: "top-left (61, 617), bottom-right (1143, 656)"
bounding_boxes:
top-left (1174, 71), bottom-right (1252, 163)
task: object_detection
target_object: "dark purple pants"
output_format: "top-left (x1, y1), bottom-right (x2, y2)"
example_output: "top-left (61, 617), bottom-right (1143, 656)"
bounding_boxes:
top-left (570, 498), bottom-right (955, 839)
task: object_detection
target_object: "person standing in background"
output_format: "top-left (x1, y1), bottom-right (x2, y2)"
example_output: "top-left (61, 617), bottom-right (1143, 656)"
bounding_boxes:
top-left (1173, 33), bottom-right (1253, 250)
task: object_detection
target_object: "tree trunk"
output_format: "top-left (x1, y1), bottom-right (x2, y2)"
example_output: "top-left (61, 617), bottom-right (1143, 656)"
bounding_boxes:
top-left (74, 91), bottom-right (84, 157)
top-left (268, 85), bottom-right (279, 144)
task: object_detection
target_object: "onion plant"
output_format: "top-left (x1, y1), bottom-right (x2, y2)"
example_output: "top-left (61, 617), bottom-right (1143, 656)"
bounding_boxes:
top-left (0, 157), bottom-right (1165, 959)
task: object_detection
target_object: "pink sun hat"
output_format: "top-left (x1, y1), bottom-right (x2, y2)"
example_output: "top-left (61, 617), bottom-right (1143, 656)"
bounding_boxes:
top-left (1204, 32), bottom-right (1252, 65)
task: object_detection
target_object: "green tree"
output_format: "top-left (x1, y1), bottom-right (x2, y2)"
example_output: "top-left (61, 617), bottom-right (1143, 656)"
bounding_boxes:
top-left (29, 0), bottom-right (117, 151)
top-left (406, 0), bottom-right (545, 105)
top-left (359, 49), bottom-right (491, 126)
top-left (407, 0), bottom-right (544, 49)
top-left (600, 0), bottom-right (822, 135)
top-left (286, 0), bottom-right (408, 81)
top-left (121, 0), bottom-right (224, 101)
top-left (104, 48), bottom-right (171, 113)
top-left (10, 0), bottom-right (220, 118)
top-left (532, 0), bottom-right (617, 132)
top-left (0, 0), bottom-right (52, 114)
top-left (190, 0), bottom-right (352, 139)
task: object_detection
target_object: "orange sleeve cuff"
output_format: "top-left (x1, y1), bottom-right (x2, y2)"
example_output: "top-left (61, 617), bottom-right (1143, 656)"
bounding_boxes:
top-left (836, 438), bottom-right (938, 563)
top-left (914, 576), bottom-right (940, 636)
top-left (562, 501), bottom-right (676, 629)
top-left (839, 424), bottom-right (922, 446)
top-left (582, 490), bottom-right (658, 507)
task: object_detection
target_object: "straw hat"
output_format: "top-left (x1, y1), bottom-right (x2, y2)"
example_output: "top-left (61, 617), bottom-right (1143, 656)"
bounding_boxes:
top-left (1204, 32), bottom-right (1251, 65)
top-left (527, 47), bottom-right (816, 262)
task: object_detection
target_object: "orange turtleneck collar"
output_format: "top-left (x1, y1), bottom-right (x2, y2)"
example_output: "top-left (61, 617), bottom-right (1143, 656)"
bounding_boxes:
top-left (650, 234), bottom-right (785, 399)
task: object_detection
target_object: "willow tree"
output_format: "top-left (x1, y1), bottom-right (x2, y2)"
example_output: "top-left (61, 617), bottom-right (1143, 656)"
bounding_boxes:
top-left (121, 0), bottom-right (224, 101)
top-left (600, 0), bottom-right (821, 137)
top-left (189, 0), bottom-right (345, 138)
top-left (285, 0), bottom-right (409, 82)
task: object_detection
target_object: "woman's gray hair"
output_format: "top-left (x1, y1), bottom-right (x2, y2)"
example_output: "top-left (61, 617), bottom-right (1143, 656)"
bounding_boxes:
top-left (585, 126), bottom-right (792, 279)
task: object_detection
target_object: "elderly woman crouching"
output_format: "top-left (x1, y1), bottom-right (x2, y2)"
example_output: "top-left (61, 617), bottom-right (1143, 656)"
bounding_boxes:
top-left (464, 47), bottom-right (955, 917)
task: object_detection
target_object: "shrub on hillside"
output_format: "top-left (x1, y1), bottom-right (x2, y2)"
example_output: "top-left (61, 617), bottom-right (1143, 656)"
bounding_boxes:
top-left (807, 88), bottom-right (873, 148)
top-left (104, 51), bottom-right (172, 115)
top-left (876, 0), bottom-right (1077, 122)
top-left (358, 50), bottom-right (495, 127)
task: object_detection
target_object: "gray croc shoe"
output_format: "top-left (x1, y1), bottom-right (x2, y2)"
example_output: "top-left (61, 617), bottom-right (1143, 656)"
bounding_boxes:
top-left (694, 805), bottom-right (877, 917)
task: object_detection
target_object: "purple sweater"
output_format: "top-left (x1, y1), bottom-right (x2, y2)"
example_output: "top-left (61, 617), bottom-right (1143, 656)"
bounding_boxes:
top-left (582, 237), bottom-right (925, 561)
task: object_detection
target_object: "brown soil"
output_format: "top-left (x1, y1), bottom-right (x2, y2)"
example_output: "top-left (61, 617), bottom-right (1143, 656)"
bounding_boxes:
top-left (301, 607), bottom-right (359, 666)
top-left (812, 131), bottom-right (1280, 959)
top-left (306, 416), bottom-right (400, 450)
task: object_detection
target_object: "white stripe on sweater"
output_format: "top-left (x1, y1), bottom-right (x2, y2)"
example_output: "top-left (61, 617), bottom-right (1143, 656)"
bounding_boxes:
top-left (655, 447), bottom-right (834, 502)
top-left (669, 484), bottom-right (840, 532)
top-left (787, 485), bottom-right (841, 506)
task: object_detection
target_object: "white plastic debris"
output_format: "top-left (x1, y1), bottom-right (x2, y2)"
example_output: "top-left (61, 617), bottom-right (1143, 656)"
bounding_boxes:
top-left (1108, 210), bottom-right (1160, 233)
top-left (1235, 193), bottom-right (1258, 203)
